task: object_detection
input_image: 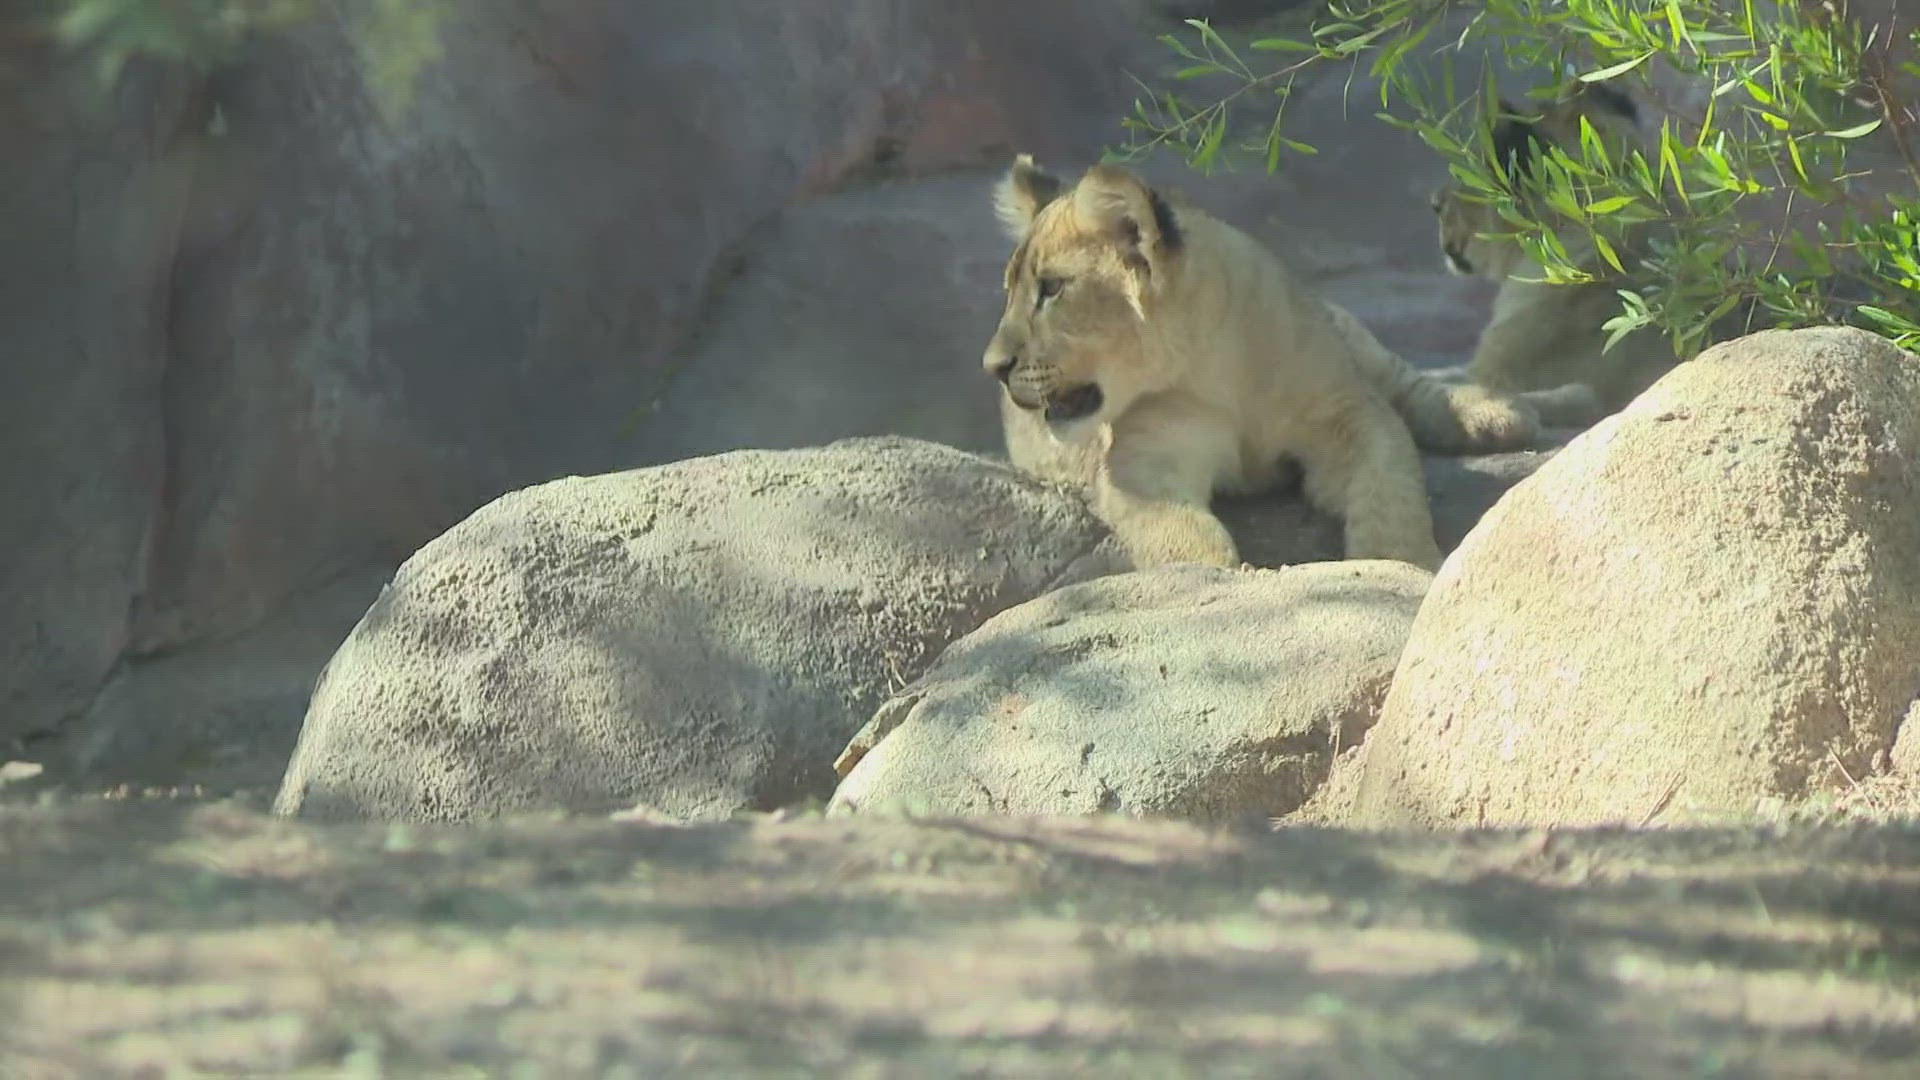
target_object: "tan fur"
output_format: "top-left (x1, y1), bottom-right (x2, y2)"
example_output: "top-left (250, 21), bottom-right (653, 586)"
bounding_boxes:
top-left (984, 155), bottom-right (1599, 572)
top-left (1431, 86), bottom-right (1686, 413)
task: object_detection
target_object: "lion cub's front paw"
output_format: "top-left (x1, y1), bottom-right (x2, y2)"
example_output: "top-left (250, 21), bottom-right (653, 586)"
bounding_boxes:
top-left (1342, 504), bottom-right (1443, 572)
top-left (1453, 392), bottom-right (1541, 450)
top-left (1107, 504), bottom-right (1239, 570)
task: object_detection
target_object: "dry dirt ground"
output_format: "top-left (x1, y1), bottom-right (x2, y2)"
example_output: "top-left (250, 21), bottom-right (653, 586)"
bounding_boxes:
top-left (3, 791), bottom-right (1918, 1078)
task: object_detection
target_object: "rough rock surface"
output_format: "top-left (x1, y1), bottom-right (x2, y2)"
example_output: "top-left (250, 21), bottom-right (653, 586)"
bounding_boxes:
top-left (274, 437), bottom-right (1120, 822)
top-left (1348, 327), bottom-right (1920, 828)
top-left (831, 561), bottom-right (1429, 824)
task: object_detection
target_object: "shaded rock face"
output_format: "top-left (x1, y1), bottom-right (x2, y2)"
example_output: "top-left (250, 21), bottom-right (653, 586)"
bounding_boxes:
top-left (1213, 438), bottom-right (1573, 569)
top-left (830, 561), bottom-right (1430, 825)
top-left (1345, 328), bottom-right (1920, 829)
top-left (274, 437), bottom-right (1121, 822)
top-left (2, 0), bottom-right (1154, 750)
top-left (140, 0), bottom-right (1157, 654)
top-left (629, 174), bottom-right (1015, 464)
top-left (0, 52), bottom-right (193, 752)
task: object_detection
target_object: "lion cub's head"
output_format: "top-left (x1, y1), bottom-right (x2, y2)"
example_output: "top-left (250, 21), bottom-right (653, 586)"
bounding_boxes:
top-left (1431, 81), bottom-right (1641, 280)
top-left (982, 155), bottom-right (1186, 435)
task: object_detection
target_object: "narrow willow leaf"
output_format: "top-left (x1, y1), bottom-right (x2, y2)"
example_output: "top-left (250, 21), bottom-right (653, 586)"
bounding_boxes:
top-left (1665, 0), bottom-right (1690, 52)
top-left (1786, 135), bottom-right (1810, 185)
top-left (1594, 232), bottom-right (1626, 273)
top-left (1333, 25), bottom-right (1391, 56)
top-left (1602, 313), bottom-right (1644, 353)
top-left (1580, 50), bottom-right (1655, 81)
top-left (1823, 119), bottom-right (1884, 139)
top-left (1251, 37), bottom-right (1315, 52)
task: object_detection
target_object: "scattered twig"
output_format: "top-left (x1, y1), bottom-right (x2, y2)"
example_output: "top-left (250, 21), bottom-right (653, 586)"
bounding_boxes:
top-left (1828, 743), bottom-right (1862, 789)
top-left (1637, 770), bottom-right (1685, 827)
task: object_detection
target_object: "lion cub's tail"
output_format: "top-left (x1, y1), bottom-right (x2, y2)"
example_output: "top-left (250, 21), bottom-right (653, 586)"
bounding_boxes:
top-left (1318, 300), bottom-right (1599, 453)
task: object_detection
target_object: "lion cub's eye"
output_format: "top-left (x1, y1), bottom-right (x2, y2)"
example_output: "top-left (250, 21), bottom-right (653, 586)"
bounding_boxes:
top-left (1036, 276), bottom-right (1066, 303)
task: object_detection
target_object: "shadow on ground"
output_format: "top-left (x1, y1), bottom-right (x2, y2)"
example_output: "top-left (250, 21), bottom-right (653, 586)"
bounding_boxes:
top-left (1, 799), bottom-right (1916, 1077)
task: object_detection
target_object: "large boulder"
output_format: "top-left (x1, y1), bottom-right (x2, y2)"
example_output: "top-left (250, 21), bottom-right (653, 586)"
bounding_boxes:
top-left (830, 561), bottom-right (1430, 824)
top-left (1348, 327), bottom-right (1920, 828)
top-left (273, 437), bottom-right (1121, 822)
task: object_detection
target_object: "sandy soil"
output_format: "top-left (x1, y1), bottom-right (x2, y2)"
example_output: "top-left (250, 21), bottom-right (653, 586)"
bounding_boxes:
top-left (3, 793), bottom-right (1917, 1078)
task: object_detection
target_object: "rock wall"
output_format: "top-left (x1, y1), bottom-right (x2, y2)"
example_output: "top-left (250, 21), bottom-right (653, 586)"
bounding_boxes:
top-left (0, 46), bottom-right (193, 753)
top-left (2, 0), bottom-right (1154, 750)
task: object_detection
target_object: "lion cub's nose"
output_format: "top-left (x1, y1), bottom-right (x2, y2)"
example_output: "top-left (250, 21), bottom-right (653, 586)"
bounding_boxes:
top-left (988, 356), bottom-right (1017, 384)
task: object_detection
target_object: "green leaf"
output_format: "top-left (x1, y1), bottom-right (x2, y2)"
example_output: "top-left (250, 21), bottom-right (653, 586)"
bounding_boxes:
top-left (1175, 65), bottom-right (1218, 80)
top-left (1332, 25), bottom-right (1391, 56)
top-left (1665, 0), bottom-right (1692, 52)
top-left (1579, 51), bottom-right (1656, 82)
top-left (1251, 37), bottom-right (1315, 52)
top-left (1194, 111), bottom-right (1226, 171)
top-left (1594, 232), bottom-right (1626, 273)
top-left (1602, 312), bottom-right (1643, 354)
top-left (1578, 115), bottom-right (1606, 169)
top-left (1786, 135), bottom-right (1810, 185)
top-left (1587, 195), bottom-right (1637, 214)
top-left (1822, 119), bottom-right (1884, 139)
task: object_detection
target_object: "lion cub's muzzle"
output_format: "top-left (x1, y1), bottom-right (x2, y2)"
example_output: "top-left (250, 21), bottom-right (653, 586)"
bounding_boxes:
top-left (991, 356), bottom-right (1103, 425)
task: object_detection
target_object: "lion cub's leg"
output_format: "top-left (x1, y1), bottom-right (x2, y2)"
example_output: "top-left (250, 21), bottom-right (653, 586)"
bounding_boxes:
top-left (1294, 397), bottom-right (1443, 571)
top-left (1096, 405), bottom-right (1241, 569)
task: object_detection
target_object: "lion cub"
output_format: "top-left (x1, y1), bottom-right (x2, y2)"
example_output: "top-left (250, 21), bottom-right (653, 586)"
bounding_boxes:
top-left (1431, 83), bottom-right (1689, 413)
top-left (984, 155), bottom-right (1597, 572)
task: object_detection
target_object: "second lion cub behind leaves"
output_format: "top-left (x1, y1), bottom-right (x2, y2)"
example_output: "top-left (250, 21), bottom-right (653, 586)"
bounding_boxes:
top-left (983, 155), bottom-right (1596, 572)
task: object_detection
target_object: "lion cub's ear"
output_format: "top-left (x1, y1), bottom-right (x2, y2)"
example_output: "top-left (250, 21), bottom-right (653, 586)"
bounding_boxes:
top-left (993, 154), bottom-right (1064, 240)
top-left (1072, 164), bottom-right (1182, 311)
